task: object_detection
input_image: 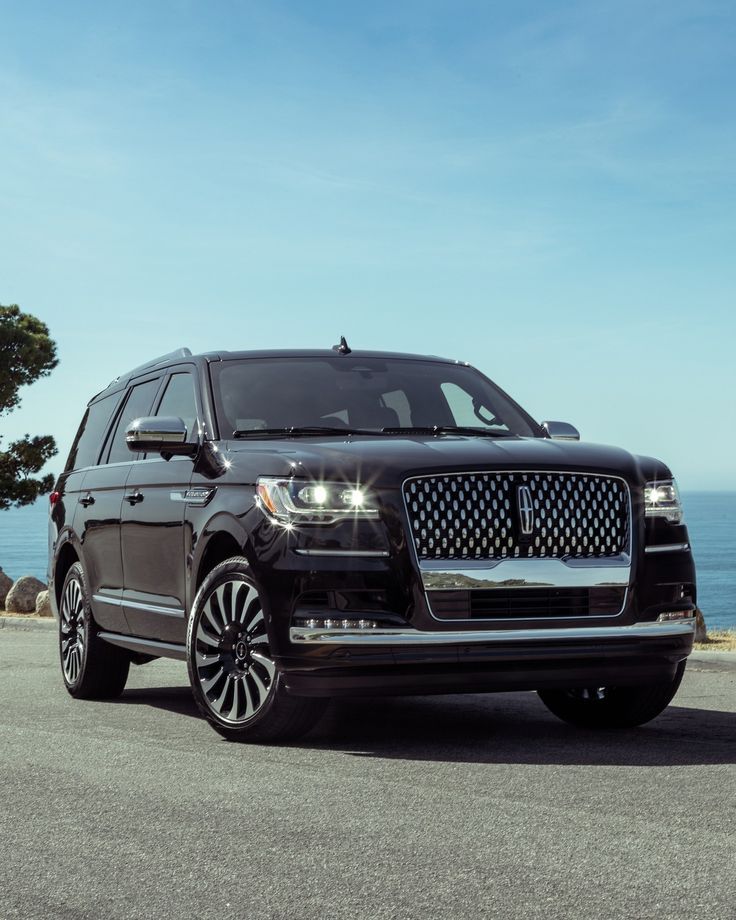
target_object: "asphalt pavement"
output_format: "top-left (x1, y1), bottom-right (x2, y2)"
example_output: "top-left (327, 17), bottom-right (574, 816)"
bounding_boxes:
top-left (1, 626), bottom-right (734, 920)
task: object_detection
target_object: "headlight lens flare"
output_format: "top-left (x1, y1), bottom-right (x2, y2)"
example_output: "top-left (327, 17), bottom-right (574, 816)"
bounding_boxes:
top-left (644, 479), bottom-right (683, 524)
top-left (257, 478), bottom-right (378, 524)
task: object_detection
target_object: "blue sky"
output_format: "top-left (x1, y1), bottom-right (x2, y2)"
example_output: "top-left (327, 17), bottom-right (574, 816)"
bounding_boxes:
top-left (1, 0), bottom-right (734, 489)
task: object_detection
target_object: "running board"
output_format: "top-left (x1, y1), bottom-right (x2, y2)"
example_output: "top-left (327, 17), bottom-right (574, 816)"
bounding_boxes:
top-left (97, 631), bottom-right (188, 661)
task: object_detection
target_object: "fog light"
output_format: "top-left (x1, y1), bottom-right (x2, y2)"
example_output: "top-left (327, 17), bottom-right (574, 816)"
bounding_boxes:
top-left (294, 617), bottom-right (378, 630)
top-left (657, 611), bottom-right (694, 622)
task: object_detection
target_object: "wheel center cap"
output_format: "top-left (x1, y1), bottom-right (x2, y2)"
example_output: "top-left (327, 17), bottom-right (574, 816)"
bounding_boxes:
top-left (234, 640), bottom-right (248, 661)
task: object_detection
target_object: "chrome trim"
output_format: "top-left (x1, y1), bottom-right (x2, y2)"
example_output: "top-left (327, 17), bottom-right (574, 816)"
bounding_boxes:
top-left (98, 631), bottom-right (187, 661)
top-left (541, 421), bottom-right (580, 441)
top-left (92, 594), bottom-right (185, 618)
top-left (126, 416), bottom-right (188, 445)
top-left (420, 557), bottom-right (631, 590)
top-left (517, 484), bottom-right (534, 535)
top-left (644, 543), bottom-right (690, 555)
top-left (289, 620), bottom-right (695, 646)
top-left (293, 549), bottom-right (390, 557)
top-left (169, 487), bottom-right (216, 506)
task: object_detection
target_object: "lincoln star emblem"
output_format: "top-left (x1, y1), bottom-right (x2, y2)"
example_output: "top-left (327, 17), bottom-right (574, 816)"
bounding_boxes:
top-left (517, 485), bottom-right (534, 535)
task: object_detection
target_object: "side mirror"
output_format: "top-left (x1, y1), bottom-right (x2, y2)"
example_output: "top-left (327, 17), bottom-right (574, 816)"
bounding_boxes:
top-left (542, 420), bottom-right (580, 441)
top-left (126, 416), bottom-right (198, 457)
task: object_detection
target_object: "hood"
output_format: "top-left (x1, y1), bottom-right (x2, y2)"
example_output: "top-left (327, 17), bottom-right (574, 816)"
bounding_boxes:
top-left (220, 434), bottom-right (671, 489)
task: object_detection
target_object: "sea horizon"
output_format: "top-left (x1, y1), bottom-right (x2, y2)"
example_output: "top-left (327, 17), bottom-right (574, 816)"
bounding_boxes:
top-left (1, 491), bottom-right (734, 630)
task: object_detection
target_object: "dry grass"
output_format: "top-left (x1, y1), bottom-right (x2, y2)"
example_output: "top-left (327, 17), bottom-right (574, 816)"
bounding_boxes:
top-left (695, 629), bottom-right (736, 652)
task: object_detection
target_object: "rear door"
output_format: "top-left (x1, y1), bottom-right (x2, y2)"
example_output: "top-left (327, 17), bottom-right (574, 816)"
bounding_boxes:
top-left (81, 376), bottom-right (163, 633)
top-left (51, 391), bottom-right (122, 591)
top-left (120, 368), bottom-right (200, 642)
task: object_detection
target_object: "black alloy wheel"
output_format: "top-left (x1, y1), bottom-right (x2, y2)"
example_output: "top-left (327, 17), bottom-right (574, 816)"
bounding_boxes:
top-left (186, 557), bottom-right (327, 742)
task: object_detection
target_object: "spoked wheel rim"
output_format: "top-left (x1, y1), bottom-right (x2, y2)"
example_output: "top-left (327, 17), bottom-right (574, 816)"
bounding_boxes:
top-left (194, 579), bottom-right (275, 725)
top-left (60, 576), bottom-right (85, 684)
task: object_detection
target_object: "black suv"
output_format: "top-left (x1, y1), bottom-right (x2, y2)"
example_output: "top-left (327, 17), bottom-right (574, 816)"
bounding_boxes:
top-left (49, 344), bottom-right (697, 741)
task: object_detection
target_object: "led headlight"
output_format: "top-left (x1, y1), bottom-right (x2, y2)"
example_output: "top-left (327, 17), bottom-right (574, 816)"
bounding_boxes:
top-left (644, 479), bottom-right (683, 524)
top-left (256, 477), bottom-right (379, 524)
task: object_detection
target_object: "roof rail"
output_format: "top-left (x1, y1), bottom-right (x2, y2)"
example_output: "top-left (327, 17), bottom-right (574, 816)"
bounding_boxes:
top-left (108, 347), bottom-right (193, 387)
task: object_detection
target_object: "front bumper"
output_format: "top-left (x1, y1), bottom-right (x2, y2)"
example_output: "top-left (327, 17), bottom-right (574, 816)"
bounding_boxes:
top-left (282, 619), bottom-right (695, 697)
top-left (251, 494), bottom-right (697, 699)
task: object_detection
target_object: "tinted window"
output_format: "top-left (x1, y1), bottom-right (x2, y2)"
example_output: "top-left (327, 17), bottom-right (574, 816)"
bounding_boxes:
top-left (211, 358), bottom-right (538, 436)
top-left (155, 373), bottom-right (198, 437)
top-left (104, 378), bottom-right (161, 464)
top-left (65, 393), bottom-right (120, 471)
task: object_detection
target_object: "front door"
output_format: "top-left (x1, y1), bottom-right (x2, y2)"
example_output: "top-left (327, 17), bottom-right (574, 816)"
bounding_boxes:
top-left (120, 370), bottom-right (199, 642)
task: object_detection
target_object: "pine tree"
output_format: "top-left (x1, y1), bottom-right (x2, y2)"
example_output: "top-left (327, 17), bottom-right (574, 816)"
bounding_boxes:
top-left (0, 304), bottom-right (58, 510)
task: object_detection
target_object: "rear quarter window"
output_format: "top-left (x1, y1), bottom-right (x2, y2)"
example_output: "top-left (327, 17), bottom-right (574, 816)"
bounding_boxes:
top-left (65, 392), bottom-right (121, 472)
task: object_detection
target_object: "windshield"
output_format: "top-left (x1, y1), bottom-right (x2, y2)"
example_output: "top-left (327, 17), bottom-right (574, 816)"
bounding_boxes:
top-left (210, 357), bottom-right (541, 438)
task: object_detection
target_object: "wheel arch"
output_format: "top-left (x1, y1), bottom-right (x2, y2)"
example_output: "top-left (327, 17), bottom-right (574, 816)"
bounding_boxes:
top-left (191, 515), bottom-right (257, 604)
top-left (52, 534), bottom-right (83, 612)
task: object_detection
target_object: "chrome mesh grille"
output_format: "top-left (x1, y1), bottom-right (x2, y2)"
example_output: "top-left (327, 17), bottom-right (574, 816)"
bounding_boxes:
top-left (403, 472), bottom-right (630, 561)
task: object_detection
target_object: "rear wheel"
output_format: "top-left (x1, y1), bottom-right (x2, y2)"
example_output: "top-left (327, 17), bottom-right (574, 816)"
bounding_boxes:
top-left (187, 557), bottom-right (327, 742)
top-left (538, 662), bottom-right (687, 728)
top-left (59, 562), bottom-right (130, 699)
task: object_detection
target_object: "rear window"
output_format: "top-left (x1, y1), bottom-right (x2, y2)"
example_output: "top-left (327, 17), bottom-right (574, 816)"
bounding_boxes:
top-left (65, 392), bottom-right (120, 471)
top-left (210, 357), bottom-right (538, 437)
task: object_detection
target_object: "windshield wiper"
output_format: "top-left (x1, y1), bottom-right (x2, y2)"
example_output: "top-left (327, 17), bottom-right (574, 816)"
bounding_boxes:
top-left (232, 426), bottom-right (379, 439)
top-left (232, 425), bottom-right (517, 440)
top-left (379, 426), bottom-right (517, 438)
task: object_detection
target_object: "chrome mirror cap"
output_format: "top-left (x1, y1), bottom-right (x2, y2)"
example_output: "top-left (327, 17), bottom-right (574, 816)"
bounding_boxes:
top-left (126, 416), bottom-right (195, 456)
top-left (542, 420), bottom-right (580, 441)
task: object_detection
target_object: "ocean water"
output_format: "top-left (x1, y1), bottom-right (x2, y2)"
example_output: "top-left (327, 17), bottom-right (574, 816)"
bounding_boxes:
top-left (0, 493), bottom-right (734, 630)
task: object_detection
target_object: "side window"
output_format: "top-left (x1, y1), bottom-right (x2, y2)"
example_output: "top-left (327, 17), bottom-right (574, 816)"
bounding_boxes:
top-left (65, 393), bottom-right (120, 471)
top-left (155, 373), bottom-right (198, 438)
top-left (104, 378), bottom-right (161, 465)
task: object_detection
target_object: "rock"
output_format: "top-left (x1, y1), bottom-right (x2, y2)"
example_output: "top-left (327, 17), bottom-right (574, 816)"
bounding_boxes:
top-left (35, 590), bottom-right (53, 618)
top-left (0, 567), bottom-right (12, 609)
top-left (695, 606), bottom-right (707, 643)
top-left (5, 576), bottom-right (47, 614)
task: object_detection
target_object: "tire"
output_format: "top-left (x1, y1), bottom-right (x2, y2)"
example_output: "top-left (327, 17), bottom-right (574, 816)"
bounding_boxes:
top-left (59, 562), bottom-right (130, 699)
top-left (186, 557), bottom-right (327, 743)
top-left (538, 661), bottom-right (687, 729)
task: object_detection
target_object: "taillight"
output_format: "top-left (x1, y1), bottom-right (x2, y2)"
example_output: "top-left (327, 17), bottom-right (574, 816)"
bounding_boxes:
top-left (49, 491), bottom-right (60, 506)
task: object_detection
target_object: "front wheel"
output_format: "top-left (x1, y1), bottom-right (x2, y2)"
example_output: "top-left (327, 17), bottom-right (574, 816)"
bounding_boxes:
top-left (186, 557), bottom-right (327, 742)
top-left (538, 661), bottom-right (687, 729)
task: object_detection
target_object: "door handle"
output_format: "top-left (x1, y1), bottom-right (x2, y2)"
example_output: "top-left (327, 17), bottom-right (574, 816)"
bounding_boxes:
top-left (125, 491), bottom-right (144, 505)
top-left (79, 494), bottom-right (95, 507)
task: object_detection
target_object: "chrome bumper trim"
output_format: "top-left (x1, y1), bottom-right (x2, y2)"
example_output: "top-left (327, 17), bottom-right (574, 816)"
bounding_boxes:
top-left (420, 557), bottom-right (631, 590)
top-left (289, 619), bottom-right (695, 646)
top-left (644, 543), bottom-right (690, 554)
top-left (294, 549), bottom-right (390, 557)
